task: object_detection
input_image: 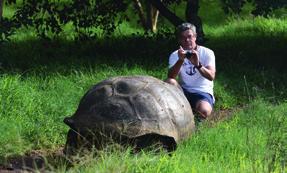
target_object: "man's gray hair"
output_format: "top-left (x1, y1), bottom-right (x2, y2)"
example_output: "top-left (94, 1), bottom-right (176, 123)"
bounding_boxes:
top-left (176, 22), bottom-right (196, 38)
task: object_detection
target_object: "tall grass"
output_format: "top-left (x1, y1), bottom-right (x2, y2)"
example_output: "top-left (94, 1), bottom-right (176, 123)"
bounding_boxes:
top-left (51, 100), bottom-right (286, 173)
top-left (0, 65), bottom-right (167, 157)
top-left (1, 16), bottom-right (286, 155)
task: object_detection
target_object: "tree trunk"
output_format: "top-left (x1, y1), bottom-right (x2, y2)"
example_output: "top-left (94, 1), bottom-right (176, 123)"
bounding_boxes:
top-left (146, 2), bottom-right (159, 32)
top-left (0, 0), bottom-right (4, 22)
top-left (132, 0), bottom-right (148, 30)
top-left (147, 0), bottom-right (184, 27)
top-left (185, 0), bottom-right (205, 44)
top-left (133, 0), bottom-right (160, 32)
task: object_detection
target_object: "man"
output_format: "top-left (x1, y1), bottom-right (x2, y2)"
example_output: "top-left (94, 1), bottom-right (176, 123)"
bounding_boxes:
top-left (166, 22), bottom-right (216, 120)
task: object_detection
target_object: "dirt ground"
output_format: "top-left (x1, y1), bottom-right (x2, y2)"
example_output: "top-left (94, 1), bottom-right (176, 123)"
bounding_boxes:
top-left (0, 148), bottom-right (66, 173)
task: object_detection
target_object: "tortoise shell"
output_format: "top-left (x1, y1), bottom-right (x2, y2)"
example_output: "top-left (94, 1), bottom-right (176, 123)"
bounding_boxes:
top-left (64, 75), bottom-right (195, 153)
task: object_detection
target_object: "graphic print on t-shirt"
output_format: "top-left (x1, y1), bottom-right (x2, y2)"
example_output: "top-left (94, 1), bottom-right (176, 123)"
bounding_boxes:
top-left (183, 61), bottom-right (196, 76)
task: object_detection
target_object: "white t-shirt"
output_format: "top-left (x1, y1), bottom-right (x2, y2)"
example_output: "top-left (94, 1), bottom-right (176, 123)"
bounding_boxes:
top-left (168, 46), bottom-right (216, 102)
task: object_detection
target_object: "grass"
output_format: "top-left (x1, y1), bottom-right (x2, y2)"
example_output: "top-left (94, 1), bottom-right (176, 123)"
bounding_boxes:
top-left (0, 65), bottom-right (168, 157)
top-left (50, 100), bottom-right (286, 173)
top-left (1, 1), bottom-right (287, 172)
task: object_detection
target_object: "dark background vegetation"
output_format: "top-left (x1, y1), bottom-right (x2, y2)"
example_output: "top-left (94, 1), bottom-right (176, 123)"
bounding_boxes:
top-left (0, 0), bottom-right (287, 109)
top-left (1, 0), bottom-right (286, 71)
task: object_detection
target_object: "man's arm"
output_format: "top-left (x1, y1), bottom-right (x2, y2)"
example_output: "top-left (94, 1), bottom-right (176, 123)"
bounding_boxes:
top-left (187, 48), bottom-right (216, 81)
top-left (197, 65), bottom-right (216, 81)
top-left (168, 46), bottom-right (186, 79)
top-left (168, 59), bottom-right (184, 79)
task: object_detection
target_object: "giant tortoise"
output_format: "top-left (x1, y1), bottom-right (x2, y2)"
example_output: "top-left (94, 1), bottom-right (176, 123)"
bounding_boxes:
top-left (63, 75), bottom-right (195, 154)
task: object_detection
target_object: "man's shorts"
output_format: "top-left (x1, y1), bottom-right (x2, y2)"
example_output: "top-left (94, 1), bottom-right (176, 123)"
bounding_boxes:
top-left (182, 89), bottom-right (214, 110)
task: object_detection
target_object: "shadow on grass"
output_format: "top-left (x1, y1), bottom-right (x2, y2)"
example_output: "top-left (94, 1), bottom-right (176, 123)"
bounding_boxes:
top-left (0, 34), bottom-right (286, 104)
top-left (208, 34), bottom-right (287, 105)
top-left (1, 34), bottom-right (286, 71)
top-left (1, 33), bottom-right (286, 68)
top-left (0, 148), bottom-right (70, 172)
top-left (0, 36), bottom-right (176, 74)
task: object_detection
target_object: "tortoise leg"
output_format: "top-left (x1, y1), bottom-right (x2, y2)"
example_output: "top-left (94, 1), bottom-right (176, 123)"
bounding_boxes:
top-left (159, 135), bottom-right (177, 152)
top-left (64, 129), bottom-right (96, 155)
top-left (64, 129), bottom-right (84, 155)
top-left (132, 133), bottom-right (177, 153)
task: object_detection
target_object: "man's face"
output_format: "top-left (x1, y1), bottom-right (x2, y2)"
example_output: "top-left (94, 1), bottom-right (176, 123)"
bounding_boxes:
top-left (179, 29), bottom-right (196, 50)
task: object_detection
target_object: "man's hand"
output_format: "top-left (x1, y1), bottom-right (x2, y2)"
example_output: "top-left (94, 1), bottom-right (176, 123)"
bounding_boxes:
top-left (187, 50), bottom-right (200, 67)
top-left (169, 46), bottom-right (186, 79)
top-left (178, 46), bottom-right (200, 66)
top-left (178, 46), bottom-right (186, 61)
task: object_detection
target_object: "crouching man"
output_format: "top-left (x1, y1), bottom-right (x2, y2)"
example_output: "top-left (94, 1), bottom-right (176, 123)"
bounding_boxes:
top-left (166, 22), bottom-right (216, 120)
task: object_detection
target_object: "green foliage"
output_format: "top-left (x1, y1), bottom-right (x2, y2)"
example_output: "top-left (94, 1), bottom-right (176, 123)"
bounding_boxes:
top-left (199, 0), bottom-right (227, 26)
top-left (220, 0), bottom-right (287, 16)
top-left (1, 0), bottom-right (129, 41)
top-left (2, 0), bottom-right (286, 42)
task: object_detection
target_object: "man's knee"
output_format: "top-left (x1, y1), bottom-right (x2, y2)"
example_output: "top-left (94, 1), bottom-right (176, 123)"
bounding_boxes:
top-left (165, 78), bottom-right (183, 91)
top-left (165, 78), bottom-right (178, 85)
top-left (196, 101), bottom-right (213, 119)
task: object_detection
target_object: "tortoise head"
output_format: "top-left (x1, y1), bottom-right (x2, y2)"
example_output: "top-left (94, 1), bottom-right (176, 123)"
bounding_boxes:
top-left (64, 117), bottom-right (76, 129)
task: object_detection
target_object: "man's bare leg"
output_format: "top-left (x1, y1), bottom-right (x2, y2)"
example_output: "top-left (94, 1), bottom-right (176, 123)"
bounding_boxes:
top-left (195, 100), bottom-right (213, 119)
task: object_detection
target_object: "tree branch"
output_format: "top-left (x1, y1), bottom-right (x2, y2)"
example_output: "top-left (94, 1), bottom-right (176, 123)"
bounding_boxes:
top-left (147, 0), bottom-right (183, 27)
top-left (0, 0), bottom-right (4, 22)
top-left (186, 0), bottom-right (205, 44)
top-left (146, 1), bottom-right (159, 32)
top-left (132, 0), bottom-right (147, 30)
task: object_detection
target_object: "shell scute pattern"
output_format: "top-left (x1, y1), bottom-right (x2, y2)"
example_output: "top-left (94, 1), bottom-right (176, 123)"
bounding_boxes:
top-left (63, 75), bottom-right (195, 154)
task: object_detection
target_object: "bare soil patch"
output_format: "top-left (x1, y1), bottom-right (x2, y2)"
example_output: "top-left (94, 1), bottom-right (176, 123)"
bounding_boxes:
top-left (0, 148), bottom-right (68, 172)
